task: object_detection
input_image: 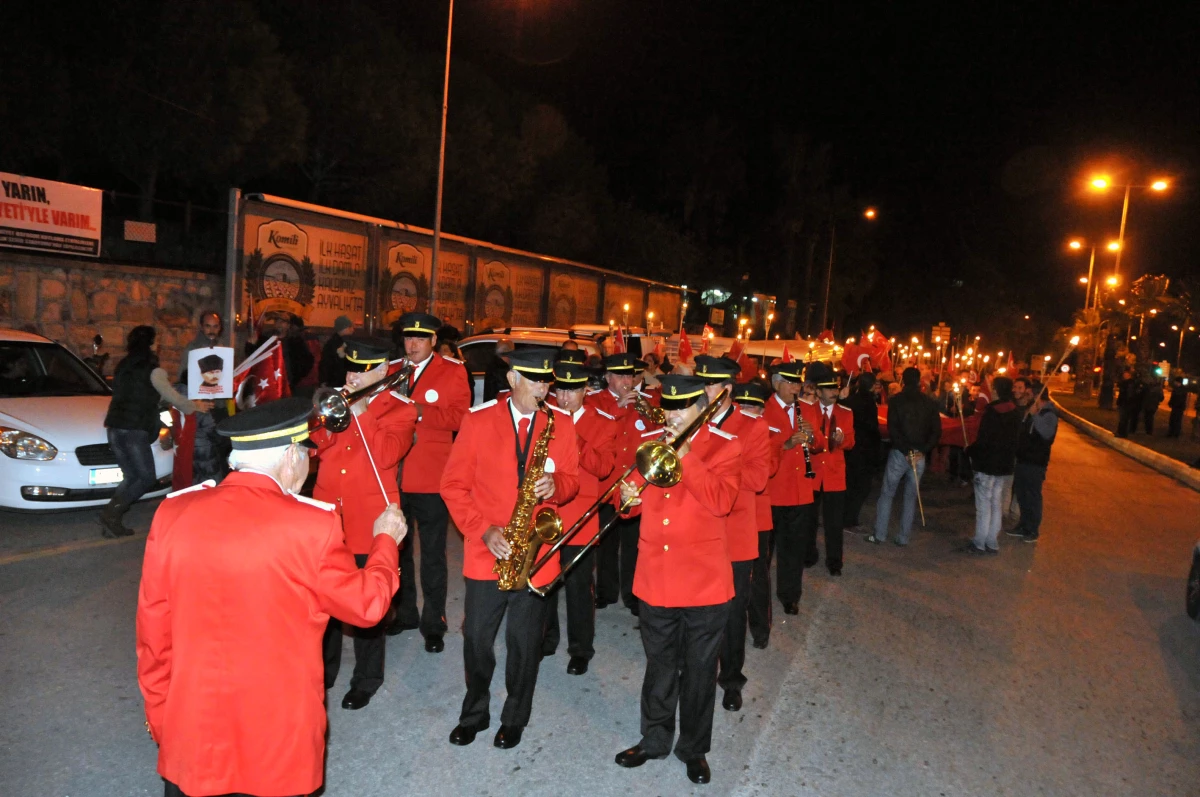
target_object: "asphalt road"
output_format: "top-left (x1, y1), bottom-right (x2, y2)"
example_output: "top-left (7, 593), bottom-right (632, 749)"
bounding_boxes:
top-left (1, 423), bottom-right (1198, 797)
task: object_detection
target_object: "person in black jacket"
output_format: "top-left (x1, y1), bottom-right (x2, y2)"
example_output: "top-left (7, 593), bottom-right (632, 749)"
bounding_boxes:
top-left (842, 373), bottom-right (882, 532)
top-left (1167, 377), bottom-right (1189, 437)
top-left (1115, 369), bottom-right (1139, 438)
top-left (869, 368), bottom-right (942, 545)
top-left (1141, 377), bottom-right (1165, 435)
top-left (101, 326), bottom-right (209, 538)
top-left (1008, 383), bottom-right (1058, 543)
top-left (964, 377), bottom-right (1021, 554)
top-left (319, 315), bottom-right (355, 388)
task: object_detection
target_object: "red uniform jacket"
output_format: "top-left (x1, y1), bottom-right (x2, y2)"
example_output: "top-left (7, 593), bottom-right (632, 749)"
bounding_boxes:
top-left (625, 425), bottom-right (741, 607)
top-left (811, 402), bottom-right (856, 492)
top-left (136, 472), bottom-right (398, 797)
top-left (558, 405), bottom-right (618, 545)
top-left (440, 399), bottom-right (581, 588)
top-left (312, 391), bottom-right (418, 553)
top-left (396, 354), bottom-right (471, 493)
top-left (712, 405), bottom-right (772, 561)
top-left (586, 388), bottom-right (661, 501)
top-left (764, 394), bottom-right (828, 507)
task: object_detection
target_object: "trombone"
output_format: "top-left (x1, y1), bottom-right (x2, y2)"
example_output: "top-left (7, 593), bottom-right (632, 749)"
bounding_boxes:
top-left (310, 359), bottom-right (415, 433)
top-left (526, 386), bottom-right (731, 597)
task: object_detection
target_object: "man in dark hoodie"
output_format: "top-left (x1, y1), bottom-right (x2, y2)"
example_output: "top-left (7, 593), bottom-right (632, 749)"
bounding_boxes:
top-left (1008, 382), bottom-right (1058, 543)
top-left (965, 376), bottom-right (1021, 554)
top-left (869, 367), bottom-right (942, 546)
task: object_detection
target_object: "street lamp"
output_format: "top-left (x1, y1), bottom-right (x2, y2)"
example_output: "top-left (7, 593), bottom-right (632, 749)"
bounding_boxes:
top-left (820, 206), bottom-right (877, 333)
top-left (1089, 174), bottom-right (1170, 280)
top-left (430, 0), bottom-right (457, 279)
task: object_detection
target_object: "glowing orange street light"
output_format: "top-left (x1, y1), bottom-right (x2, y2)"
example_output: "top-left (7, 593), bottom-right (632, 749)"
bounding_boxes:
top-left (1089, 173), bottom-right (1171, 281)
top-left (1069, 240), bottom-right (1083, 250)
top-left (1107, 241), bottom-right (1121, 251)
top-left (1151, 180), bottom-right (1169, 191)
top-left (1091, 177), bottom-right (1110, 190)
top-left (864, 208), bottom-right (877, 219)
top-left (1079, 276), bottom-right (1089, 284)
top-left (1106, 276), bottom-right (1119, 287)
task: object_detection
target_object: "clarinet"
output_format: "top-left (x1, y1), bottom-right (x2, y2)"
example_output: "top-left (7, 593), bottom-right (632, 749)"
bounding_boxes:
top-left (794, 399), bottom-right (817, 479)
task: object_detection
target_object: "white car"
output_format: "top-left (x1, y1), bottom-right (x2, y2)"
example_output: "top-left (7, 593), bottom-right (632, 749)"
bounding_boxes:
top-left (0, 328), bottom-right (173, 511)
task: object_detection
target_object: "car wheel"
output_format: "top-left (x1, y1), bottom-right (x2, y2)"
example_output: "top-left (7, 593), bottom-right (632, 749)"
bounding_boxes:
top-left (1187, 554), bottom-right (1200, 620)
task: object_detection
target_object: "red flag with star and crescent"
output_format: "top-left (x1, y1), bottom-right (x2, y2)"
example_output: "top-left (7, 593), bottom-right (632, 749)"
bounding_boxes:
top-left (677, 329), bottom-right (694, 364)
top-left (235, 339), bottom-right (290, 409)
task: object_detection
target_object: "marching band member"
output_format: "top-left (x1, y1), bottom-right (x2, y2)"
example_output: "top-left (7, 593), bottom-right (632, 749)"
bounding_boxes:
top-left (613, 373), bottom-right (741, 785)
top-left (587, 352), bottom-right (661, 615)
top-left (312, 338), bottom-right (418, 711)
top-left (440, 348), bottom-right (579, 750)
top-left (763, 363), bottom-right (826, 615)
top-left (137, 398), bottom-right (406, 797)
top-left (731, 382), bottom-right (779, 648)
top-left (693, 356), bottom-right (772, 712)
top-left (806, 362), bottom-right (856, 576)
top-left (389, 312), bottom-right (471, 653)
top-left (541, 359), bottom-right (618, 674)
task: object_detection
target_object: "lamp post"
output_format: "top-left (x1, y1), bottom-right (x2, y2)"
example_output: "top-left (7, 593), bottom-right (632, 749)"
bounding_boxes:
top-left (819, 206), bottom-right (877, 334)
top-left (430, 0), bottom-right (455, 279)
top-left (1089, 175), bottom-right (1169, 282)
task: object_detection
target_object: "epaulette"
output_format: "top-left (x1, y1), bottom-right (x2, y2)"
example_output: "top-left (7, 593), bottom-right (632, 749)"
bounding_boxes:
top-left (739, 409), bottom-right (760, 419)
top-left (470, 399), bottom-right (498, 413)
top-left (636, 389), bottom-right (654, 398)
top-left (389, 391), bottom-right (415, 403)
top-left (292, 494), bottom-right (337, 512)
top-left (595, 408), bottom-right (616, 420)
top-left (440, 355), bottom-right (464, 365)
top-left (798, 396), bottom-right (817, 405)
top-left (641, 428), bottom-right (665, 438)
top-left (165, 479), bottom-right (216, 499)
top-left (585, 388), bottom-right (602, 395)
top-left (708, 426), bottom-right (737, 441)
top-left (768, 426), bottom-right (782, 434)
top-left (548, 403), bottom-right (570, 415)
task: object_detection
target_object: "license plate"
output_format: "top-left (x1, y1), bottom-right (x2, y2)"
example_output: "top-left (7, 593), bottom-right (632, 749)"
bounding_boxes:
top-left (89, 467), bottom-right (124, 486)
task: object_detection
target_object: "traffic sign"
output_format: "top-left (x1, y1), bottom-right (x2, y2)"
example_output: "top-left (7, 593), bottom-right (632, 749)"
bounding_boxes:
top-left (931, 323), bottom-right (951, 342)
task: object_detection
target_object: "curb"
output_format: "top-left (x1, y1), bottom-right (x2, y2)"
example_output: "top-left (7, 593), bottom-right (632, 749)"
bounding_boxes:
top-left (1053, 400), bottom-right (1200, 493)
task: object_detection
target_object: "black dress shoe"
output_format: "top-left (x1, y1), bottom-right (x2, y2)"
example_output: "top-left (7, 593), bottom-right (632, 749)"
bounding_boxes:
top-left (341, 689), bottom-right (372, 710)
top-left (722, 689), bottom-right (742, 711)
top-left (783, 602), bottom-right (799, 615)
top-left (566, 655), bottom-right (589, 675)
top-left (385, 620), bottom-right (418, 637)
top-left (614, 745), bottom-right (666, 768)
top-left (803, 550), bottom-right (820, 568)
top-left (424, 634), bottom-right (445, 653)
top-left (828, 566), bottom-right (842, 577)
top-left (686, 756), bottom-right (711, 784)
top-left (595, 597), bottom-right (614, 609)
top-left (448, 724), bottom-right (480, 746)
top-left (493, 724), bottom-right (523, 749)
top-left (626, 603), bottom-right (640, 617)
top-left (751, 637), bottom-right (768, 649)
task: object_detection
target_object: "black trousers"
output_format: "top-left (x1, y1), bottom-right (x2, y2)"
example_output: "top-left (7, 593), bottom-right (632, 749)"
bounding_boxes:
top-left (542, 544), bottom-right (596, 659)
top-left (322, 553), bottom-right (386, 694)
top-left (619, 516), bottom-right (641, 610)
top-left (1168, 406), bottom-right (1185, 437)
top-left (1142, 409), bottom-right (1157, 435)
top-left (1116, 406), bottom-right (1135, 437)
top-left (717, 559), bottom-right (754, 694)
top-left (596, 504), bottom-right (620, 603)
top-left (772, 504), bottom-right (816, 604)
top-left (843, 448), bottom-right (874, 527)
top-left (396, 492), bottom-right (450, 636)
top-left (637, 600), bottom-right (729, 761)
top-left (747, 530), bottom-right (774, 645)
top-left (813, 489), bottom-right (846, 569)
top-left (460, 577), bottom-right (549, 729)
top-left (164, 781), bottom-right (301, 797)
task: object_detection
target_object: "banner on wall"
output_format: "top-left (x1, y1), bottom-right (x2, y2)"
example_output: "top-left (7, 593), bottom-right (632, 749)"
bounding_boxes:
top-left (548, 270), bottom-right (600, 328)
top-left (432, 249), bottom-right (469, 331)
top-left (0, 172), bottom-right (102, 257)
top-left (242, 214), bottom-right (367, 328)
top-left (603, 281), bottom-right (645, 327)
top-left (475, 259), bottom-right (545, 329)
top-left (647, 288), bottom-right (682, 332)
top-left (379, 241), bottom-right (430, 327)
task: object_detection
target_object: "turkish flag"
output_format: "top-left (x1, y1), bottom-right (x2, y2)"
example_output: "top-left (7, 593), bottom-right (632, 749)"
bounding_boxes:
top-left (841, 343), bottom-right (874, 375)
top-left (237, 342), bottom-right (290, 409)
top-left (613, 326), bottom-right (626, 354)
top-left (678, 329), bottom-right (694, 364)
top-left (700, 325), bottom-right (713, 354)
top-left (782, 344), bottom-right (793, 363)
top-left (169, 407), bottom-right (196, 491)
top-left (818, 328), bottom-right (835, 344)
top-left (863, 330), bottom-right (892, 373)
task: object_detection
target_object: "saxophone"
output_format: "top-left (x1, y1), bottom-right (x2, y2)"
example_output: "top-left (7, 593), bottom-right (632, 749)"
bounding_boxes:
top-left (493, 401), bottom-right (564, 591)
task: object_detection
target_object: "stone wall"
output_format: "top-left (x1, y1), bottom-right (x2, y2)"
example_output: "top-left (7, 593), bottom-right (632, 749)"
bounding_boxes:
top-left (0, 251), bottom-right (224, 378)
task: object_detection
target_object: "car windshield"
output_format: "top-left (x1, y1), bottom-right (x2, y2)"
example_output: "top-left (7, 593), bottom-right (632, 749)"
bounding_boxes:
top-left (0, 341), bottom-right (111, 398)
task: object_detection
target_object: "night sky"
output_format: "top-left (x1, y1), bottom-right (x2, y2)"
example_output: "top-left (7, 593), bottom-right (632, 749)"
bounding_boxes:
top-left (390, 0), bottom-right (1199, 339)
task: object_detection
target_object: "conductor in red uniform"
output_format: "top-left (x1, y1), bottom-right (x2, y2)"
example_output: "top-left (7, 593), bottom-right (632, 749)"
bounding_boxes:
top-left (763, 362), bottom-right (826, 615)
top-left (136, 397), bottom-right (407, 797)
top-left (732, 382), bottom-right (778, 648)
top-left (312, 338), bottom-right (417, 710)
top-left (807, 361), bottom-right (856, 576)
top-left (440, 347), bottom-right (580, 751)
top-left (389, 312), bottom-right (471, 653)
top-left (586, 352), bottom-right (660, 615)
top-left (541, 358), bottom-right (617, 675)
top-left (694, 356), bottom-right (773, 713)
top-left (614, 374), bottom-right (741, 785)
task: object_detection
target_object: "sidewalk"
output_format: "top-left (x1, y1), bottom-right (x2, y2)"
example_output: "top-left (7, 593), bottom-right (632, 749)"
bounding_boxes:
top-left (1054, 393), bottom-right (1199, 467)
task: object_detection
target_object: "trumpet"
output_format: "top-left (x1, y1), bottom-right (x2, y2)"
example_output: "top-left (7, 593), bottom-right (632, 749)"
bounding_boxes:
top-left (526, 386), bottom-right (730, 597)
top-left (311, 359), bottom-right (415, 433)
top-left (631, 391), bottom-right (666, 425)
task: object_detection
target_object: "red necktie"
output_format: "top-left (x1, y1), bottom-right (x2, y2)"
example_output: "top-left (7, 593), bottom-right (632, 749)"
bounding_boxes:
top-left (519, 417), bottom-right (530, 437)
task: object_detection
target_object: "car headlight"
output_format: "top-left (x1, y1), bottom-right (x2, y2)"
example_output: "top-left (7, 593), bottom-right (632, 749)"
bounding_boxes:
top-left (0, 427), bottom-right (59, 460)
